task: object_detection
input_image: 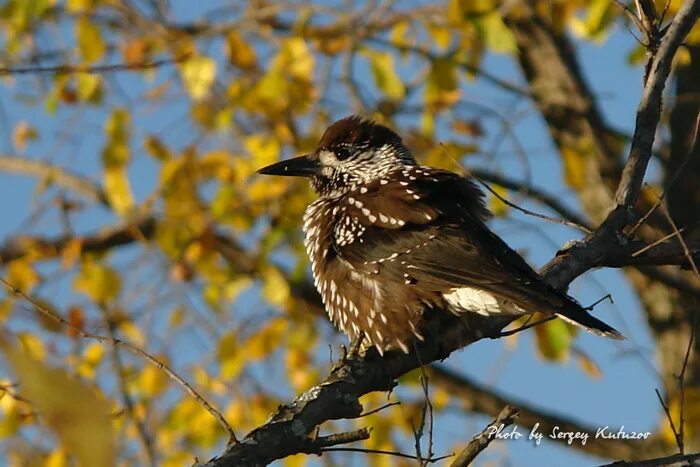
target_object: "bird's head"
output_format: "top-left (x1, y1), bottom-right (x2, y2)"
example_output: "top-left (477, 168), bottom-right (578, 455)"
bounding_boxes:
top-left (257, 115), bottom-right (416, 197)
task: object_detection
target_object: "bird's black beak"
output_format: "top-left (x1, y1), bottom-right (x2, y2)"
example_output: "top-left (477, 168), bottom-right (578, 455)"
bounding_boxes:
top-left (257, 154), bottom-right (319, 177)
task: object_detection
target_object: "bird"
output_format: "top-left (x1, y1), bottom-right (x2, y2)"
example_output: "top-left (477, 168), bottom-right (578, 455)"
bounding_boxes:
top-left (258, 115), bottom-right (623, 354)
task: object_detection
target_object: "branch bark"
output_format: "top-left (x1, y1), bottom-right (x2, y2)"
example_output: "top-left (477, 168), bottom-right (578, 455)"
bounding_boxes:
top-left (197, 3), bottom-right (700, 465)
top-left (450, 405), bottom-right (519, 467)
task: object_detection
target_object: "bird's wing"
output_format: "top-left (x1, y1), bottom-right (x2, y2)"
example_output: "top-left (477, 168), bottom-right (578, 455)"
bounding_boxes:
top-left (334, 167), bottom-right (565, 311)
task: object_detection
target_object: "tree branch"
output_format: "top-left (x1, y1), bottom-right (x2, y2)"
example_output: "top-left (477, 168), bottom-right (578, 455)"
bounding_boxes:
top-left (599, 451), bottom-right (700, 467)
top-left (198, 3), bottom-right (700, 465)
top-left (450, 405), bottom-right (519, 467)
top-left (0, 156), bottom-right (108, 206)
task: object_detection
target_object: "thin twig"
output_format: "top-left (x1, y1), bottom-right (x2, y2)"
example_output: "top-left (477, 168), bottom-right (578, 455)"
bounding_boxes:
top-left (101, 309), bottom-right (157, 466)
top-left (628, 112), bottom-right (700, 237)
top-left (631, 228), bottom-right (687, 257)
top-left (655, 388), bottom-right (681, 450)
top-left (301, 428), bottom-right (372, 453)
top-left (353, 401), bottom-right (401, 418)
top-left (585, 294), bottom-right (614, 311)
top-left (0, 276), bottom-right (238, 443)
top-left (494, 315), bottom-right (555, 338)
top-left (0, 57), bottom-right (186, 76)
top-left (657, 198), bottom-right (700, 279)
top-left (676, 311), bottom-right (698, 455)
top-left (468, 168), bottom-right (592, 233)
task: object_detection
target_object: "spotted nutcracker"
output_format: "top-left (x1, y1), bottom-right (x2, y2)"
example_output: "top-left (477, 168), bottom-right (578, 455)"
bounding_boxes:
top-left (258, 116), bottom-right (623, 354)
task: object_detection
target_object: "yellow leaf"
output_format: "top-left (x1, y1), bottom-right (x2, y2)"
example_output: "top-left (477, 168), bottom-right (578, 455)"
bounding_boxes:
top-left (570, 0), bottom-right (615, 42)
top-left (389, 21), bottom-right (411, 50)
top-left (45, 449), bottom-right (68, 467)
top-left (73, 261), bottom-right (122, 304)
top-left (262, 267), bottom-right (290, 307)
top-left (425, 57), bottom-right (460, 108)
top-left (17, 332), bottom-right (45, 361)
top-left (138, 364), bottom-right (168, 397)
top-left (75, 73), bottom-right (101, 102)
top-left (576, 350), bottom-right (602, 379)
top-left (180, 56), bottom-right (217, 100)
top-left (77, 343), bottom-right (104, 379)
top-left (427, 24), bottom-right (452, 50)
top-left (144, 135), bottom-right (171, 161)
top-left (169, 306), bottom-right (185, 328)
top-left (473, 11), bottom-right (517, 53)
top-left (244, 135), bottom-right (280, 168)
top-left (663, 387), bottom-right (700, 444)
top-left (12, 120), bottom-right (38, 152)
top-left (66, 0), bottom-right (97, 13)
top-left (7, 258), bottom-right (40, 294)
top-left (225, 31), bottom-right (257, 70)
top-left (117, 319), bottom-right (144, 347)
top-left (362, 49), bottom-right (405, 100)
top-left (561, 146), bottom-right (587, 190)
top-left (286, 349), bottom-right (318, 392)
top-left (104, 166), bottom-right (135, 215)
top-left (199, 150), bottom-right (234, 180)
top-left (217, 331), bottom-right (242, 380)
top-left (102, 108), bottom-right (130, 167)
top-left (0, 299), bottom-right (12, 322)
top-left (75, 17), bottom-right (105, 63)
top-left (246, 318), bottom-right (288, 360)
top-left (1, 341), bottom-right (116, 465)
top-left (61, 238), bottom-right (83, 270)
top-left (273, 38), bottom-right (314, 79)
top-left (284, 454), bottom-right (308, 467)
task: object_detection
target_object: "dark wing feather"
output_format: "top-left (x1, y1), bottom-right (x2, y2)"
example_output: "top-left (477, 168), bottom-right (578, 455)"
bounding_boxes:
top-left (336, 167), bottom-right (567, 313)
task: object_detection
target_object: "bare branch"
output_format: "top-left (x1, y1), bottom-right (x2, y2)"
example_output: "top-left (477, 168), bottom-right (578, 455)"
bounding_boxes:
top-left (541, 0), bottom-right (700, 287)
top-left (450, 405), bottom-right (519, 467)
top-left (0, 57), bottom-right (185, 76)
top-left (0, 156), bottom-right (108, 206)
top-left (470, 168), bottom-right (594, 232)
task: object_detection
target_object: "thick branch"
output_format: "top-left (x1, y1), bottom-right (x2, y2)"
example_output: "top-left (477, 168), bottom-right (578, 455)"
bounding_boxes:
top-left (599, 451), bottom-right (700, 467)
top-left (541, 0), bottom-right (700, 286)
top-left (199, 4), bottom-right (700, 466)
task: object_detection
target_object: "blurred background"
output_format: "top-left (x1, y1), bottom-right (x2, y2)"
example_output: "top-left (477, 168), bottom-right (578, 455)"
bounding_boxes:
top-left (0, 1), bottom-right (699, 466)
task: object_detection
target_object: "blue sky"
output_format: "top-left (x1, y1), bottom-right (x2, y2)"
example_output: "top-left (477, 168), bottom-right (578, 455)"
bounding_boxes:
top-left (0, 2), bottom-right (672, 466)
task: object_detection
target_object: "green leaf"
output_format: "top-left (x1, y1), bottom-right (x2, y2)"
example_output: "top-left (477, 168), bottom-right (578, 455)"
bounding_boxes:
top-left (362, 49), bottom-right (405, 100)
top-left (570, 0), bottom-right (615, 42)
top-left (535, 319), bottom-right (572, 362)
top-left (474, 12), bottom-right (516, 53)
top-left (425, 57), bottom-right (460, 108)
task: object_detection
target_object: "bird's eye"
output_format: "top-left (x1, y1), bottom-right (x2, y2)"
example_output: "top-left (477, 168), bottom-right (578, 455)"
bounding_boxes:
top-left (335, 148), bottom-right (352, 161)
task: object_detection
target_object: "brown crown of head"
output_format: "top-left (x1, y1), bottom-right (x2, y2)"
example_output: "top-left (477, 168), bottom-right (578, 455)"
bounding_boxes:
top-left (317, 115), bottom-right (403, 151)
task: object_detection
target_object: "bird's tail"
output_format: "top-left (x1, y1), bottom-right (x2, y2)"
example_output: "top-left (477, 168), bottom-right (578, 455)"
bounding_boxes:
top-left (555, 303), bottom-right (624, 340)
